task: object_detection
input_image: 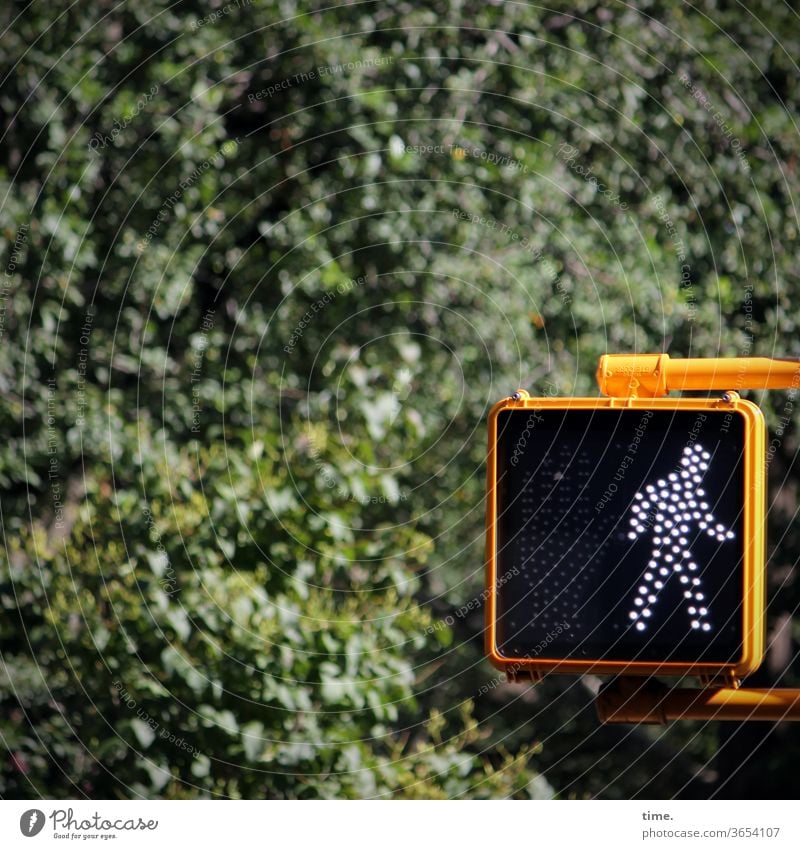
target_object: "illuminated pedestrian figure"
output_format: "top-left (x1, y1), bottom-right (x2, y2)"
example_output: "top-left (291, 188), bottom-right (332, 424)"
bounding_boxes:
top-left (625, 443), bottom-right (735, 634)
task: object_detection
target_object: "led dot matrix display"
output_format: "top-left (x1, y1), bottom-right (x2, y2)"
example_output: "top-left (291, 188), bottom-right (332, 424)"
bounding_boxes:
top-left (485, 396), bottom-right (766, 678)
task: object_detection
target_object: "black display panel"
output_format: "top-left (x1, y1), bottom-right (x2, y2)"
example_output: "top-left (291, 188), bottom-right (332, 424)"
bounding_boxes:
top-left (494, 408), bottom-right (746, 664)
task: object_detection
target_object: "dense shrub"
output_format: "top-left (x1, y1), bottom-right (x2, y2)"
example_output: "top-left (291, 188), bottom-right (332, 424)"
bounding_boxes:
top-left (2, 0), bottom-right (799, 798)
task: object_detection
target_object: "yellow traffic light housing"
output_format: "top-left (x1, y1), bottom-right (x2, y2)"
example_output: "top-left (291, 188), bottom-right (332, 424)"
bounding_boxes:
top-left (485, 390), bottom-right (766, 681)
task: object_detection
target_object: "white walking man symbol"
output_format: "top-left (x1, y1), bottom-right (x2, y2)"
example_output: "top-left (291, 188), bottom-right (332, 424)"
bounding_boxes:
top-left (625, 443), bottom-right (735, 634)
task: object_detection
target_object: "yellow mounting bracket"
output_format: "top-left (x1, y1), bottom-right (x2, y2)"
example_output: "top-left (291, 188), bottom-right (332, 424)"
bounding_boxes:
top-left (597, 677), bottom-right (800, 724)
top-left (595, 352), bottom-right (800, 724)
top-left (597, 353), bottom-right (800, 398)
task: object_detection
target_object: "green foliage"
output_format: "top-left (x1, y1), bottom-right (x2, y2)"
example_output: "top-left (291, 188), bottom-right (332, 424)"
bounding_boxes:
top-left (2, 0), bottom-right (800, 798)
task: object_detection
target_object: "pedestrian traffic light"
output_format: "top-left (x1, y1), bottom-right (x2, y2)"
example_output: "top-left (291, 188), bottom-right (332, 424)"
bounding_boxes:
top-left (485, 393), bottom-right (766, 679)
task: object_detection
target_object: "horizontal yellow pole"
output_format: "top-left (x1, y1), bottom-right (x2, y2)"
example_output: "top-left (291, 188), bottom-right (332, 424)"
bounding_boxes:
top-left (597, 679), bottom-right (800, 724)
top-left (597, 353), bottom-right (800, 397)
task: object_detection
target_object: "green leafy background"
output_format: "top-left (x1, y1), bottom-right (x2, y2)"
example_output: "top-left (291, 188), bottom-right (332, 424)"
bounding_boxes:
top-left (1, 0), bottom-right (799, 798)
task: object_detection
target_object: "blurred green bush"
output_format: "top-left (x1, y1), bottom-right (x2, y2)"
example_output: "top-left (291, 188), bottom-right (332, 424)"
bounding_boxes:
top-left (2, 0), bottom-right (799, 798)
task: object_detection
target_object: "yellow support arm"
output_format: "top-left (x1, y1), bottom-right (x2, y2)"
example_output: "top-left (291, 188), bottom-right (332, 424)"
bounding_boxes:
top-left (597, 677), bottom-right (800, 724)
top-left (597, 353), bottom-right (800, 397)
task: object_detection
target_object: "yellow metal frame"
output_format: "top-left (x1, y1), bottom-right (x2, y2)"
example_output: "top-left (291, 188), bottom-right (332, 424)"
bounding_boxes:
top-left (485, 391), bottom-right (766, 680)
